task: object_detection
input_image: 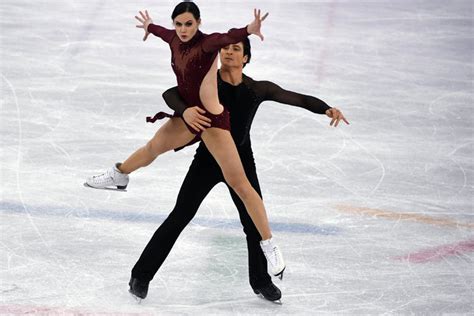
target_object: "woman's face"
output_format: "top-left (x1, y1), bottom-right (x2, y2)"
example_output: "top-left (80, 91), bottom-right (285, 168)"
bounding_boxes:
top-left (173, 12), bottom-right (200, 42)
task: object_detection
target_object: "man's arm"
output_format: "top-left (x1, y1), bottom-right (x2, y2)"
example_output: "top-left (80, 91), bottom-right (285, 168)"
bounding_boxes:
top-left (162, 87), bottom-right (212, 132)
top-left (162, 87), bottom-right (187, 115)
top-left (260, 80), bottom-right (349, 126)
top-left (261, 80), bottom-right (331, 114)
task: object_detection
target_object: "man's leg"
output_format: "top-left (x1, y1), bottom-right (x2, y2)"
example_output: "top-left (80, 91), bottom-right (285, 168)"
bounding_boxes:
top-left (131, 158), bottom-right (220, 282)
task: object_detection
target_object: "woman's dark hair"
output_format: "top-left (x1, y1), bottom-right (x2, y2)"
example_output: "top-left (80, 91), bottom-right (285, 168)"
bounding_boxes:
top-left (171, 1), bottom-right (200, 20)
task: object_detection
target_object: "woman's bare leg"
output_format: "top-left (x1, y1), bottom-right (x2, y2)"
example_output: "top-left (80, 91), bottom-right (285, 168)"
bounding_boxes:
top-left (120, 117), bottom-right (195, 174)
top-left (201, 127), bottom-right (272, 240)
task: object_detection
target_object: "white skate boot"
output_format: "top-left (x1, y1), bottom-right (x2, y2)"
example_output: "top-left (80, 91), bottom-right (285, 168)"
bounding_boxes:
top-left (85, 163), bottom-right (129, 190)
top-left (260, 238), bottom-right (286, 280)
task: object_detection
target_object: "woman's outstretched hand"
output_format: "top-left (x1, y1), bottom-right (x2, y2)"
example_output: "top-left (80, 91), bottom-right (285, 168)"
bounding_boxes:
top-left (135, 10), bottom-right (153, 41)
top-left (325, 108), bottom-right (350, 127)
top-left (247, 9), bottom-right (269, 41)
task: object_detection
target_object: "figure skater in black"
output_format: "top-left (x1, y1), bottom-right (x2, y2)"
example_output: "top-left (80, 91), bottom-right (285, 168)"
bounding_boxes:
top-left (130, 36), bottom-right (348, 302)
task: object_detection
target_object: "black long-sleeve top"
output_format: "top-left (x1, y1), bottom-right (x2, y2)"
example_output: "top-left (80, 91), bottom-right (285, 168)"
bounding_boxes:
top-left (163, 71), bottom-right (331, 160)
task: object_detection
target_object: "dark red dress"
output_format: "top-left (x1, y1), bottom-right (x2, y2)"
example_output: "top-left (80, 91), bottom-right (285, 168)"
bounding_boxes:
top-left (145, 24), bottom-right (249, 139)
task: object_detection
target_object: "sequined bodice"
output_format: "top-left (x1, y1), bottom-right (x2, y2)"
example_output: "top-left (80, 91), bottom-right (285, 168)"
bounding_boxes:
top-left (147, 24), bottom-right (249, 108)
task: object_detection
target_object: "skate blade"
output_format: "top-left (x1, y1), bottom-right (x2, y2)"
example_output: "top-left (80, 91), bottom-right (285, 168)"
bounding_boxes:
top-left (255, 293), bottom-right (283, 305)
top-left (83, 183), bottom-right (127, 192)
top-left (275, 267), bottom-right (285, 280)
top-left (129, 290), bottom-right (143, 304)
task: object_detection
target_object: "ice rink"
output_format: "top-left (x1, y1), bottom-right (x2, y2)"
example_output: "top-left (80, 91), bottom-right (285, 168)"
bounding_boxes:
top-left (1, 0), bottom-right (473, 314)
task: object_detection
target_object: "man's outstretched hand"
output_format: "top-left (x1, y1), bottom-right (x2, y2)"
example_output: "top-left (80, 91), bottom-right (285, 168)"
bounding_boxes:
top-left (325, 108), bottom-right (349, 127)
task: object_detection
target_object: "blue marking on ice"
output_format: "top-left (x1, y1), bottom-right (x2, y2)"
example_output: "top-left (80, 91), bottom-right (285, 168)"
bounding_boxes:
top-left (0, 200), bottom-right (341, 236)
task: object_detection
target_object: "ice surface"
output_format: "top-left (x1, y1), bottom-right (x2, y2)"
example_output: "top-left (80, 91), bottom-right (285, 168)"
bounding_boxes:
top-left (1, 0), bottom-right (473, 314)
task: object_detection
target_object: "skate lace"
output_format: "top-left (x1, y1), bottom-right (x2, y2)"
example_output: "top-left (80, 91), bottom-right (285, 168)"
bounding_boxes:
top-left (268, 246), bottom-right (280, 267)
top-left (92, 169), bottom-right (113, 184)
top-left (272, 246), bottom-right (279, 264)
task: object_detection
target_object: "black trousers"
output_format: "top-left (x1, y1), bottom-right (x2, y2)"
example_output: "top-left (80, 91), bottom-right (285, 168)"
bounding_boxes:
top-left (131, 146), bottom-right (271, 289)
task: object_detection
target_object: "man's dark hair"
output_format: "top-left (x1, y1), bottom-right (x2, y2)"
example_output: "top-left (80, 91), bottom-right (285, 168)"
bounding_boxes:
top-left (242, 37), bottom-right (251, 68)
top-left (219, 38), bottom-right (252, 68)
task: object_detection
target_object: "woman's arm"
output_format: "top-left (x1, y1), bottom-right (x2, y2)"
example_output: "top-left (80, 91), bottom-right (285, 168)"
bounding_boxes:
top-left (147, 24), bottom-right (175, 43)
top-left (202, 27), bottom-right (249, 53)
top-left (202, 9), bottom-right (268, 52)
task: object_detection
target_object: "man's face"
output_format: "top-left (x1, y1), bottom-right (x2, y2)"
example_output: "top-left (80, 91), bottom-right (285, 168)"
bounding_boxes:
top-left (220, 43), bottom-right (248, 68)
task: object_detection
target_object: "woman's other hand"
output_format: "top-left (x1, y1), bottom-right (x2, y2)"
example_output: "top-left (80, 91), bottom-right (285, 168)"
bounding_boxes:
top-left (135, 10), bottom-right (153, 41)
top-left (247, 9), bottom-right (269, 41)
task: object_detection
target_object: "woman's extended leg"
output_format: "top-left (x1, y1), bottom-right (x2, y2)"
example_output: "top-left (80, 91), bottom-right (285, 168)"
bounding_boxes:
top-left (86, 117), bottom-right (195, 189)
top-left (201, 127), bottom-right (271, 239)
top-left (120, 117), bottom-right (195, 174)
top-left (201, 126), bottom-right (285, 277)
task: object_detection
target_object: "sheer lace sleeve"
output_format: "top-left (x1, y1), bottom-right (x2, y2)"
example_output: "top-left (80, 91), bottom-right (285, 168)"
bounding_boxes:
top-left (202, 27), bottom-right (249, 53)
top-left (162, 86), bottom-right (188, 115)
top-left (147, 24), bottom-right (176, 43)
top-left (259, 80), bottom-right (331, 114)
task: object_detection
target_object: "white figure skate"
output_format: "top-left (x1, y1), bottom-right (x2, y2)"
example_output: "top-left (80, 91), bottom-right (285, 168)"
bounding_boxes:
top-left (260, 238), bottom-right (286, 280)
top-left (84, 163), bottom-right (129, 191)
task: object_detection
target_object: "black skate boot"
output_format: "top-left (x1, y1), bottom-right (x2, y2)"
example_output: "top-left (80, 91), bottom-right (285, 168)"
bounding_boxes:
top-left (253, 282), bottom-right (282, 304)
top-left (129, 277), bottom-right (149, 300)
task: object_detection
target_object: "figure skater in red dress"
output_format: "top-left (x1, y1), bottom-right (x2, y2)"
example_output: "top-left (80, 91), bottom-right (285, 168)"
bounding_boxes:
top-left (85, 1), bottom-right (285, 287)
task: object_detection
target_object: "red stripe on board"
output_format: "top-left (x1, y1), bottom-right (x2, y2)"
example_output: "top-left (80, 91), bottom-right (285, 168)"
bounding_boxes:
top-left (394, 239), bottom-right (474, 263)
